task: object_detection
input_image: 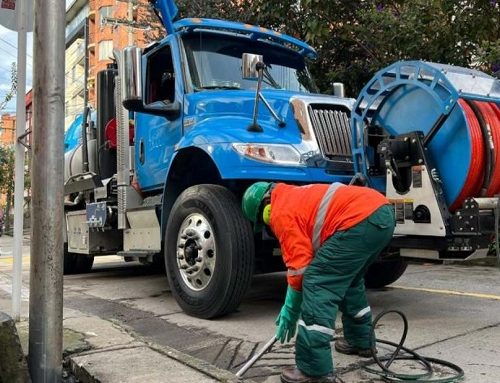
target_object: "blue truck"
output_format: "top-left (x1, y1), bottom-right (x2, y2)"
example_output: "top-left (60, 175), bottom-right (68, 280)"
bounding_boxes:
top-left (64, 0), bottom-right (500, 318)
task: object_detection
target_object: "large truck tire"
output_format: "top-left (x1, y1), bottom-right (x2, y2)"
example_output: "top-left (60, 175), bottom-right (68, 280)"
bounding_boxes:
top-left (63, 244), bottom-right (94, 275)
top-left (165, 184), bottom-right (255, 319)
top-left (364, 256), bottom-right (408, 288)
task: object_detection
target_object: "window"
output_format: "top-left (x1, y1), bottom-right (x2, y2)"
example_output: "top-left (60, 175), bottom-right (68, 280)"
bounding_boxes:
top-left (182, 33), bottom-right (317, 93)
top-left (99, 6), bottom-right (113, 27)
top-left (98, 40), bottom-right (113, 61)
top-left (71, 66), bottom-right (77, 82)
top-left (76, 42), bottom-right (84, 57)
top-left (146, 45), bottom-right (176, 104)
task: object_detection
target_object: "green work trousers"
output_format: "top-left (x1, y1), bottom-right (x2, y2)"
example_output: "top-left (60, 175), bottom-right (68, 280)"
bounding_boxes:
top-left (295, 204), bottom-right (395, 377)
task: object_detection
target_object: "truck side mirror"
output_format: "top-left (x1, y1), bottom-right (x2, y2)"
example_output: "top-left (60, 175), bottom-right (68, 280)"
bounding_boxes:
top-left (121, 46), bottom-right (180, 120)
top-left (242, 53), bottom-right (264, 81)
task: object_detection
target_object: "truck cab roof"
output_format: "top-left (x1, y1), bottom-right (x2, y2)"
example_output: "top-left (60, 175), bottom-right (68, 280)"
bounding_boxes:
top-left (172, 18), bottom-right (318, 60)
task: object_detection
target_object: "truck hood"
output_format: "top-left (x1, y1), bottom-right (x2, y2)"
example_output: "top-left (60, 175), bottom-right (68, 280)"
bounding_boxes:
top-left (181, 89), bottom-right (355, 170)
top-left (184, 89), bottom-right (348, 144)
top-left (185, 88), bottom-right (303, 120)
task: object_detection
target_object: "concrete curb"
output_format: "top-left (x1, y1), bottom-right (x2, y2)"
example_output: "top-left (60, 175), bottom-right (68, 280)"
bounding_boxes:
top-left (0, 312), bottom-right (31, 383)
top-left (66, 320), bottom-right (259, 383)
top-left (115, 319), bottom-right (252, 382)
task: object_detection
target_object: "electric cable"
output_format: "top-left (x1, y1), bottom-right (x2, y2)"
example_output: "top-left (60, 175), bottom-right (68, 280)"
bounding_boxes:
top-left (361, 310), bottom-right (464, 383)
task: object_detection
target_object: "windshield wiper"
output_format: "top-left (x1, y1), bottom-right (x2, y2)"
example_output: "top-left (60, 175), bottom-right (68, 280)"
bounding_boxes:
top-left (195, 85), bottom-right (241, 91)
top-left (262, 66), bottom-right (282, 89)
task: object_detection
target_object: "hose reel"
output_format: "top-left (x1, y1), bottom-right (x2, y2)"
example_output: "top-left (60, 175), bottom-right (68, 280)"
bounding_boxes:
top-left (352, 61), bottom-right (500, 212)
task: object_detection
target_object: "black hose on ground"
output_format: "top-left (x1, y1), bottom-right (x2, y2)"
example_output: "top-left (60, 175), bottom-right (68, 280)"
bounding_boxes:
top-left (361, 310), bottom-right (464, 382)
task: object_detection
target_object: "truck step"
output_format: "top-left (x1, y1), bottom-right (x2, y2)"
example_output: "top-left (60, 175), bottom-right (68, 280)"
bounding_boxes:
top-left (117, 250), bottom-right (155, 258)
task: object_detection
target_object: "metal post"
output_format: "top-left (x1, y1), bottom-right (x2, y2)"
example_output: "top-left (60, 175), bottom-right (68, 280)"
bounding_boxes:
top-left (28, 0), bottom-right (65, 381)
top-left (11, 0), bottom-right (28, 322)
top-left (81, 17), bottom-right (89, 173)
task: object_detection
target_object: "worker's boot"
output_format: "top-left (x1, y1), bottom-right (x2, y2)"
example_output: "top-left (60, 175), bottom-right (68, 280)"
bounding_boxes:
top-left (334, 337), bottom-right (374, 358)
top-left (280, 366), bottom-right (340, 383)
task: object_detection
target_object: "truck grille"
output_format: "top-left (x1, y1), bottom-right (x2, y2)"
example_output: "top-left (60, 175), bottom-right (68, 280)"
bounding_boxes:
top-left (308, 104), bottom-right (353, 162)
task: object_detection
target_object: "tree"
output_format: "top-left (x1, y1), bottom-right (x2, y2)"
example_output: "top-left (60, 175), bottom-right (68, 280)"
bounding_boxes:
top-left (244, 0), bottom-right (500, 95)
top-left (122, 1), bottom-right (499, 94)
top-left (0, 146), bottom-right (15, 232)
top-left (0, 62), bottom-right (17, 110)
top-left (176, 0), bottom-right (253, 21)
top-left (0, 62), bottom-right (17, 233)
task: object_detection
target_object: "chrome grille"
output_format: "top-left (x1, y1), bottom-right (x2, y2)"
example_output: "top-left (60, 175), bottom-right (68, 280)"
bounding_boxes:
top-left (308, 105), bottom-right (353, 161)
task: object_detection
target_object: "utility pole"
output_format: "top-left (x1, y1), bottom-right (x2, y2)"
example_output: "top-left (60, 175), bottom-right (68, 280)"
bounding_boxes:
top-left (28, 0), bottom-right (65, 381)
top-left (11, 0), bottom-right (27, 322)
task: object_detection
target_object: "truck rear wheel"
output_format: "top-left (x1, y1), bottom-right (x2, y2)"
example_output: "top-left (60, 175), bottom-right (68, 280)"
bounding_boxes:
top-left (364, 256), bottom-right (408, 288)
top-left (165, 185), bottom-right (255, 319)
top-left (63, 244), bottom-right (94, 275)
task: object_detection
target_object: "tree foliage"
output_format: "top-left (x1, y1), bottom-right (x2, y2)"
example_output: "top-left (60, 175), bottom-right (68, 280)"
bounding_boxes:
top-left (0, 146), bottom-right (14, 194)
top-left (0, 62), bottom-right (18, 231)
top-left (0, 146), bottom-right (15, 230)
top-left (171, 0), bottom-right (499, 95)
top-left (0, 63), bottom-right (17, 111)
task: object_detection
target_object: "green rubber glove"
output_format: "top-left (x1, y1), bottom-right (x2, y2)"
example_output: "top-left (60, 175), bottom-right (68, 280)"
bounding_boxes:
top-left (275, 286), bottom-right (303, 343)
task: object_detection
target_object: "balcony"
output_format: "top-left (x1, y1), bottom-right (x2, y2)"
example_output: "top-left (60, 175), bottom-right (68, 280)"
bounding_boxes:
top-left (67, 76), bottom-right (85, 98)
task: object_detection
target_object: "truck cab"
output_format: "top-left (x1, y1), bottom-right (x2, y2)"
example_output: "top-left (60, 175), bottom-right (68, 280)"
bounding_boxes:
top-left (63, 16), bottom-right (359, 319)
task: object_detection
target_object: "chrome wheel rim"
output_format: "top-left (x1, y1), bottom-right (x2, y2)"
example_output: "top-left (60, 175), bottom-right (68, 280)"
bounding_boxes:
top-left (176, 213), bottom-right (216, 291)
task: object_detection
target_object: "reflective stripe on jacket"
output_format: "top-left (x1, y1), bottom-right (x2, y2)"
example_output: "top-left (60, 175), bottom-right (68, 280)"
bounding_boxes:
top-left (269, 183), bottom-right (389, 291)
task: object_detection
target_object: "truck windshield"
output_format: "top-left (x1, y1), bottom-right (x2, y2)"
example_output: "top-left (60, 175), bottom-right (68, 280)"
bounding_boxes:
top-left (182, 32), bottom-right (318, 93)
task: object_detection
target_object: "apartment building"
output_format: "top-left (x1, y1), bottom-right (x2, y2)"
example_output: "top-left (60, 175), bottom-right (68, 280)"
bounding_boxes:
top-left (65, 37), bottom-right (86, 128)
top-left (0, 113), bottom-right (15, 147)
top-left (65, 0), bottom-right (158, 129)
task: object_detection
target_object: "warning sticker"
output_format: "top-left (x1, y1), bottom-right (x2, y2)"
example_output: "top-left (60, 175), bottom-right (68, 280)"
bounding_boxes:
top-left (389, 199), bottom-right (415, 224)
top-left (404, 202), bottom-right (414, 220)
top-left (394, 201), bottom-right (405, 224)
top-left (412, 166), bottom-right (423, 188)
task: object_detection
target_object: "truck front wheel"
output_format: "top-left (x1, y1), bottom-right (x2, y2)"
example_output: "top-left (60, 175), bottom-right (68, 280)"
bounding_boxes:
top-left (165, 185), bottom-right (255, 319)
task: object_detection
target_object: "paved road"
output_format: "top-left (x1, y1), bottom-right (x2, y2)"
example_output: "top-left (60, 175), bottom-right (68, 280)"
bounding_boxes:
top-left (1, 233), bottom-right (500, 382)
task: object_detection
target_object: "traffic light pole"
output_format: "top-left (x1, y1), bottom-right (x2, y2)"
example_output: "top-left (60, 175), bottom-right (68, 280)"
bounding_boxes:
top-left (28, 0), bottom-right (65, 381)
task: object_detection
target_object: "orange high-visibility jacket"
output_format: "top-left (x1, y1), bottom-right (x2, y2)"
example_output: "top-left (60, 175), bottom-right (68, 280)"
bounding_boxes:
top-left (269, 183), bottom-right (390, 291)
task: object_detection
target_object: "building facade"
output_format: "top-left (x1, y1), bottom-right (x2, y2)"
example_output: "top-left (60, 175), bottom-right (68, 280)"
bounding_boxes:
top-left (65, 0), bottom-right (159, 129)
top-left (0, 113), bottom-right (15, 147)
top-left (65, 37), bottom-right (86, 128)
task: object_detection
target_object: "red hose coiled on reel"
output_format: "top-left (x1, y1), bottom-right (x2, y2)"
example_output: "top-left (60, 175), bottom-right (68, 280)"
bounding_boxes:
top-left (450, 99), bottom-right (485, 211)
top-left (476, 102), bottom-right (500, 197)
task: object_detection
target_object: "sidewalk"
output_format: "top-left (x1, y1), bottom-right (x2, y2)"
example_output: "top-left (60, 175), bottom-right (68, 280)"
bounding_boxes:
top-left (0, 233), bottom-right (244, 383)
top-left (62, 308), bottom-right (241, 383)
top-left (12, 307), bottom-right (243, 383)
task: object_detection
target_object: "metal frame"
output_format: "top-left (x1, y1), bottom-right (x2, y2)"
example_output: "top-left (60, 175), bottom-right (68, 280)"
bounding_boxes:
top-left (351, 60), bottom-right (500, 186)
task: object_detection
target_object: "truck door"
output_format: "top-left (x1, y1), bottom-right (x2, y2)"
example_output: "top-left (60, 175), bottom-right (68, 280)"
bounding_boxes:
top-left (135, 38), bottom-right (183, 192)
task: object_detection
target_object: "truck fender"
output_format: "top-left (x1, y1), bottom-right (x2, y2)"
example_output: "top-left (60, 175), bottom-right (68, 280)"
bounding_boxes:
top-left (159, 146), bottom-right (223, 234)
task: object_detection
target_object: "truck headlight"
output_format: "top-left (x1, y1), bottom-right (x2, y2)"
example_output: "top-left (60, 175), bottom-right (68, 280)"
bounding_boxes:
top-left (232, 143), bottom-right (303, 166)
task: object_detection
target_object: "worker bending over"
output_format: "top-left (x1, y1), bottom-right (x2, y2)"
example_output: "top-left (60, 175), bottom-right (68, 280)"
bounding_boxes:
top-left (242, 182), bottom-right (395, 383)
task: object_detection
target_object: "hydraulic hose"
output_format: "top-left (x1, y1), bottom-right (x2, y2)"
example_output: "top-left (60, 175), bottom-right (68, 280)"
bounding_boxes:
top-left (450, 100), bottom-right (485, 211)
top-left (362, 310), bottom-right (464, 383)
top-left (466, 100), bottom-right (494, 196)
